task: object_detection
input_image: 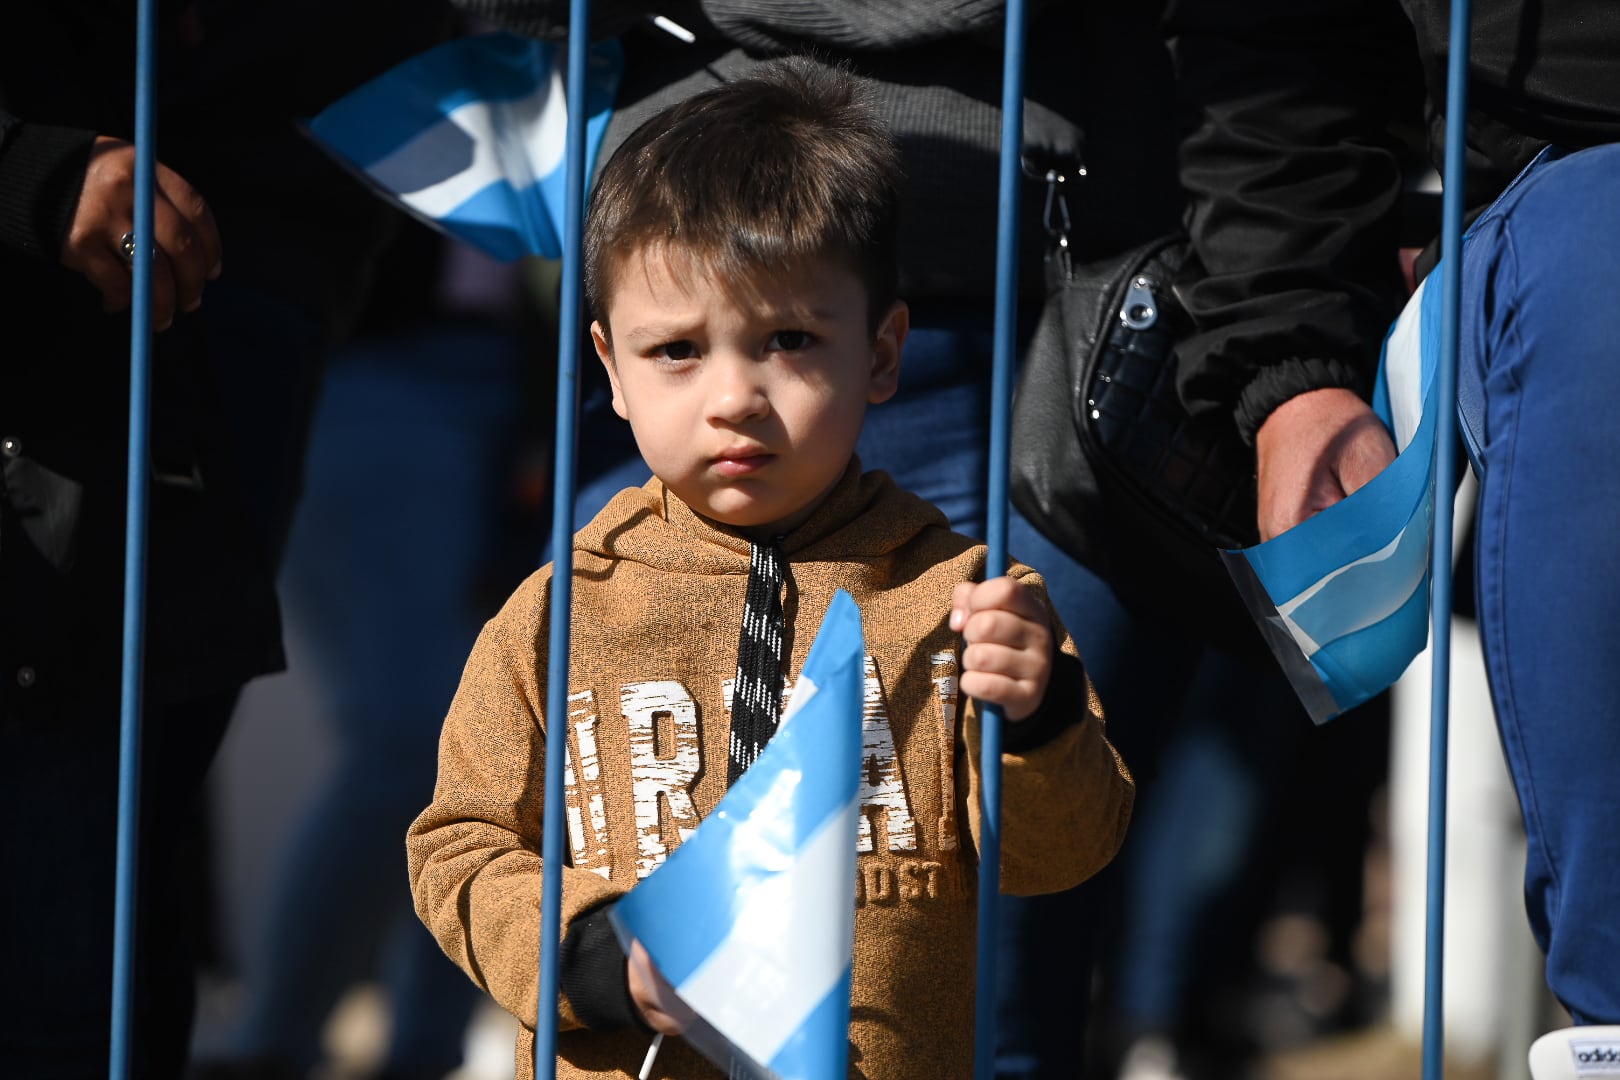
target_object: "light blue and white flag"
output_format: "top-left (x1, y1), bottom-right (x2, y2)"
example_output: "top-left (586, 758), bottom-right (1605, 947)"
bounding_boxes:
top-left (610, 591), bottom-right (865, 1080)
top-left (1222, 266), bottom-right (1450, 723)
top-left (306, 32), bottom-right (623, 262)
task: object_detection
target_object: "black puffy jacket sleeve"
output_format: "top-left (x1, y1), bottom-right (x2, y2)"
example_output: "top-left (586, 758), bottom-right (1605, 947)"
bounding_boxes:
top-left (1162, 0), bottom-right (1421, 443)
top-left (0, 109), bottom-right (96, 264)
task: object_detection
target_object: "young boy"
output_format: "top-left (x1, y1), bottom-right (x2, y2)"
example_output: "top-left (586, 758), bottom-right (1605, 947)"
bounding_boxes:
top-left (407, 57), bottom-right (1133, 1080)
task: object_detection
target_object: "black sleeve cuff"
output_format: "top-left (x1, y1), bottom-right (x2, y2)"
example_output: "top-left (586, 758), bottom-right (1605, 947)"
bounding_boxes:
top-left (1002, 650), bottom-right (1088, 754)
top-left (1233, 355), bottom-right (1368, 445)
top-left (558, 903), bottom-right (650, 1033)
top-left (0, 120), bottom-right (97, 262)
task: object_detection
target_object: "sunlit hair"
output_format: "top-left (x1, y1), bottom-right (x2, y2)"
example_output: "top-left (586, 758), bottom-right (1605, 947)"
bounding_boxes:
top-left (585, 56), bottom-right (902, 336)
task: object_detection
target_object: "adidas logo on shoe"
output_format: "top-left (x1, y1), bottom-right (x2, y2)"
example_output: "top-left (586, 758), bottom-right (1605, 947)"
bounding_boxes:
top-left (1530, 1026), bottom-right (1620, 1080)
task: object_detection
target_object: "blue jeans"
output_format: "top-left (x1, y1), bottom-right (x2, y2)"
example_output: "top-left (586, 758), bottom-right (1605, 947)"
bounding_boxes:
top-left (228, 326), bottom-right (523, 1072)
top-left (1456, 142), bottom-right (1620, 1026)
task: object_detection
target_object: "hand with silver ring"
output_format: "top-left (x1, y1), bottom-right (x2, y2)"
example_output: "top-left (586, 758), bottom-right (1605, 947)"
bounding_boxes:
top-left (59, 135), bottom-right (223, 331)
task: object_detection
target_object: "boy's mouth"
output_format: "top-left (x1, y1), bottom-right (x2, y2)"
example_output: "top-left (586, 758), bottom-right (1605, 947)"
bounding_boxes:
top-left (712, 451), bottom-right (773, 477)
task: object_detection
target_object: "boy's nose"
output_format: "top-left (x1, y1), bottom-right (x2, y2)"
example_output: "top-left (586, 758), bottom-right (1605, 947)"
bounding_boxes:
top-left (708, 357), bottom-right (770, 424)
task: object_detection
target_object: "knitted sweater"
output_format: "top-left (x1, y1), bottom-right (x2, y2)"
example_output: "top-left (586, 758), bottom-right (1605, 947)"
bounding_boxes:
top-left (407, 464), bottom-right (1134, 1079)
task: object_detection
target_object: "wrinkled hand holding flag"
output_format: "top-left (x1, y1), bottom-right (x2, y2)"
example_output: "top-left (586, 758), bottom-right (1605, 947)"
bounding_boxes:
top-left (1222, 264), bottom-right (1451, 723)
top-left (610, 591), bottom-right (866, 1080)
top-left (305, 32), bottom-right (622, 262)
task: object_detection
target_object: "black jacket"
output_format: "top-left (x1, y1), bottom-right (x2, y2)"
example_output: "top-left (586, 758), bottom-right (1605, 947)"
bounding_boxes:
top-left (1164, 0), bottom-right (1620, 443)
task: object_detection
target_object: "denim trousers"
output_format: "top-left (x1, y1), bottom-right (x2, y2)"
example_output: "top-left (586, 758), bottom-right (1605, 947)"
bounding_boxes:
top-left (228, 326), bottom-right (523, 1072)
top-left (1457, 142), bottom-right (1620, 1026)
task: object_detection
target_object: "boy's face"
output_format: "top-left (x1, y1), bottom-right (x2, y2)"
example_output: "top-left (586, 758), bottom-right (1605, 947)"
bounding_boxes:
top-left (593, 248), bottom-right (906, 539)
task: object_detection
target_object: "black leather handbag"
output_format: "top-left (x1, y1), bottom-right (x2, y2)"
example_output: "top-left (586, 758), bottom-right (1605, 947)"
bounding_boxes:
top-left (1010, 228), bottom-right (1268, 660)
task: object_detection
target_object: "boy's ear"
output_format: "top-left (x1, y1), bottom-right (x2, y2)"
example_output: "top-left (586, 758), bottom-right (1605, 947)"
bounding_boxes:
top-left (867, 300), bottom-right (907, 405)
top-left (592, 320), bottom-right (631, 421)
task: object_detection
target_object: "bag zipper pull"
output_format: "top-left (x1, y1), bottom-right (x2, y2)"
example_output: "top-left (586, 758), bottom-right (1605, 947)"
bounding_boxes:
top-left (1121, 275), bottom-right (1159, 331)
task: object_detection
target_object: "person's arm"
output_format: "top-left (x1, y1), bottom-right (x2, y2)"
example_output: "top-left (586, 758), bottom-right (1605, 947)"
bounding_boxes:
top-left (0, 111), bottom-right (221, 331)
top-left (0, 108), bottom-right (96, 264)
top-left (407, 569), bottom-right (634, 1034)
top-left (1163, 0), bottom-right (1416, 535)
top-left (953, 567), bottom-right (1135, 897)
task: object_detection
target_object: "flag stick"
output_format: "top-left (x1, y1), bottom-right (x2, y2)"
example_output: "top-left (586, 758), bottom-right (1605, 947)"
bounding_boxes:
top-left (638, 1033), bottom-right (664, 1080)
top-left (1423, 0), bottom-right (1470, 1075)
top-left (647, 14), bottom-right (694, 43)
top-left (536, 1), bottom-right (592, 1076)
top-left (975, 1), bottom-right (1028, 1076)
top-left (111, 0), bottom-right (158, 1074)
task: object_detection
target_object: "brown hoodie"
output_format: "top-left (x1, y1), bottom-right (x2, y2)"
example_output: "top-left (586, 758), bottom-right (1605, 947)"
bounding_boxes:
top-left (407, 463), bottom-right (1133, 1079)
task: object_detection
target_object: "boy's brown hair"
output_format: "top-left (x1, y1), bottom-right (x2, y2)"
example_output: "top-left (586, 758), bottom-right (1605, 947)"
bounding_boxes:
top-left (584, 56), bottom-right (902, 334)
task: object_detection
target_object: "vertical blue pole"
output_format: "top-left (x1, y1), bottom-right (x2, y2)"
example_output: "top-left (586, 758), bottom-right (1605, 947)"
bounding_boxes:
top-left (111, 0), bottom-right (158, 1076)
top-left (536, 1), bottom-right (591, 1076)
top-left (975, 2), bottom-right (1027, 1077)
top-left (1423, 1), bottom-right (1470, 1079)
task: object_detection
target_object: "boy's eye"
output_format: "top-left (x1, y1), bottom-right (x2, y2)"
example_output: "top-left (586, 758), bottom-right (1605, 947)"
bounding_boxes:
top-left (767, 329), bottom-right (813, 352)
top-left (655, 340), bottom-right (697, 362)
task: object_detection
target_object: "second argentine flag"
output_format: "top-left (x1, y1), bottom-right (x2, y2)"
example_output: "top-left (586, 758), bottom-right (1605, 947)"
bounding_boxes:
top-left (1222, 265), bottom-right (1448, 723)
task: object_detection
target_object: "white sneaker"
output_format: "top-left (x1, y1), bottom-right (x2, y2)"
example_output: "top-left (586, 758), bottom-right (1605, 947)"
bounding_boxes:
top-left (1528, 1025), bottom-right (1620, 1080)
top-left (1116, 1035), bottom-right (1187, 1080)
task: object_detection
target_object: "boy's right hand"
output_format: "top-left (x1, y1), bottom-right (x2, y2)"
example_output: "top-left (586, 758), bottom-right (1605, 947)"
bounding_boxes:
top-left (627, 938), bottom-right (694, 1036)
top-left (949, 576), bottom-right (1053, 721)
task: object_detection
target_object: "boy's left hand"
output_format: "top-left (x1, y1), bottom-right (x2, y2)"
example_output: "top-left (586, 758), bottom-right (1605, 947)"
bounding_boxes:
top-left (949, 577), bottom-right (1053, 722)
top-left (627, 938), bottom-right (694, 1036)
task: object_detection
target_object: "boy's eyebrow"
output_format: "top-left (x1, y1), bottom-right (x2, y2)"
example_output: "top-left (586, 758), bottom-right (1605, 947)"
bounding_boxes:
top-left (615, 319), bottom-right (687, 340)
top-left (616, 305), bottom-right (840, 343)
top-left (612, 319), bottom-right (700, 347)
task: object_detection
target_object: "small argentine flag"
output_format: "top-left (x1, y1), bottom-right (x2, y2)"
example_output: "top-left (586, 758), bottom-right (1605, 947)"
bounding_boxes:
top-left (610, 591), bottom-right (865, 1080)
top-left (1221, 264), bottom-right (1450, 723)
top-left (306, 32), bottom-right (623, 262)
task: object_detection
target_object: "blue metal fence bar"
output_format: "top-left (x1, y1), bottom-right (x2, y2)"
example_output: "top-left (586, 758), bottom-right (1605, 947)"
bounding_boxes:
top-left (535, 1), bottom-right (593, 1075)
top-left (111, 0), bottom-right (160, 1074)
top-left (1422, 0), bottom-right (1471, 1074)
top-left (973, 1), bottom-right (1029, 1076)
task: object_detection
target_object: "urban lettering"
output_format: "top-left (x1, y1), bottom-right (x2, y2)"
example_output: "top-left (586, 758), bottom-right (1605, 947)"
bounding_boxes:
top-left (624, 680), bottom-right (701, 878)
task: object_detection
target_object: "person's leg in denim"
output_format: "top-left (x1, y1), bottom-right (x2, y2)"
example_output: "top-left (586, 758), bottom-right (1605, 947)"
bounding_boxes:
top-left (227, 329), bottom-right (520, 1077)
top-left (1460, 142), bottom-right (1620, 1027)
